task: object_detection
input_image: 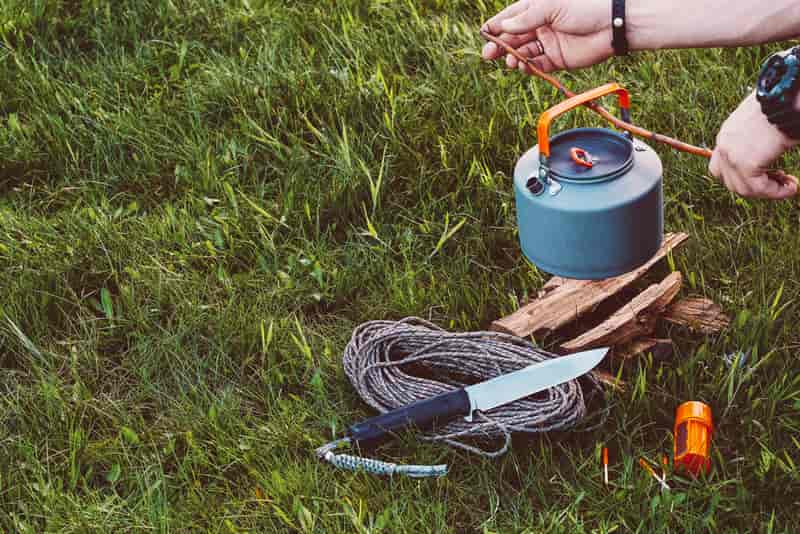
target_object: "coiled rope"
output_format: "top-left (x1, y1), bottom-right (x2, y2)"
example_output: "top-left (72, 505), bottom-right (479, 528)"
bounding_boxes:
top-left (317, 317), bottom-right (606, 477)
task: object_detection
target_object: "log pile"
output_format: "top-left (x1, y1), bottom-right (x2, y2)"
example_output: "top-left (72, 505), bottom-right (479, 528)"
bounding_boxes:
top-left (492, 233), bottom-right (730, 386)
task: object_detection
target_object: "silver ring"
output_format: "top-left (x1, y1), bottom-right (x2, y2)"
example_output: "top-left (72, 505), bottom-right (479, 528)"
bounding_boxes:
top-left (534, 39), bottom-right (545, 57)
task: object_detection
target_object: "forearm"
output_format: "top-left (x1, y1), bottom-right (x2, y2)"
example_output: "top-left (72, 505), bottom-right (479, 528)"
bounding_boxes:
top-left (628, 0), bottom-right (800, 51)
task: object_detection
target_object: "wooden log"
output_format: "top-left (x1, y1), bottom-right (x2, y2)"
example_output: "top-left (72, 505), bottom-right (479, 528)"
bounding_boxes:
top-left (534, 276), bottom-right (569, 299)
top-left (491, 233), bottom-right (689, 337)
top-left (542, 276), bottom-right (569, 292)
top-left (663, 297), bottom-right (730, 334)
top-left (613, 338), bottom-right (674, 360)
top-left (560, 272), bottom-right (683, 352)
top-left (542, 276), bottom-right (568, 292)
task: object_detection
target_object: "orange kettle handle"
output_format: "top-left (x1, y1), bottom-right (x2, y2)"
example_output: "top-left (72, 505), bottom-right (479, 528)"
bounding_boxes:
top-left (537, 83), bottom-right (631, 159)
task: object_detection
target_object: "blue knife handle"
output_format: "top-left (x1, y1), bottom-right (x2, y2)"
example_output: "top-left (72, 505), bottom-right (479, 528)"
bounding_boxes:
top-left (348, 389), bottom-right (471, 449)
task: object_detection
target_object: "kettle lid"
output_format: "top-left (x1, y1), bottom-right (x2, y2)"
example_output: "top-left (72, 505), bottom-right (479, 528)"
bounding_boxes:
top-left (547, 127), bottom-right (634, 183)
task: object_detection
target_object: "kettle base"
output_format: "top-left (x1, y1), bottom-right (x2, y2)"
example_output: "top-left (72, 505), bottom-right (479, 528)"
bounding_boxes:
top-left (522, 235), bottom-right (663, 281)
top-left (527, 260), bottom-right (654, 281)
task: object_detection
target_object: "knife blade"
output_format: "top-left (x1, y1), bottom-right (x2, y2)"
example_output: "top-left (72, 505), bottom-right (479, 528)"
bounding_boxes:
top-left (347, 347), bottom-right (608, 449)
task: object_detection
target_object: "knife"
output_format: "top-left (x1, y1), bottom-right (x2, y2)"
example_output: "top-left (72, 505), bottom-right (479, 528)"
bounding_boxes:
top-left (348, 347), bottom-right (609, 449)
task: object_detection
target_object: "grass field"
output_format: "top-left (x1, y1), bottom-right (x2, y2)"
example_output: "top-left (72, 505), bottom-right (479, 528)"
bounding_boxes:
top-left (1, 0), bottom-right (800, 531)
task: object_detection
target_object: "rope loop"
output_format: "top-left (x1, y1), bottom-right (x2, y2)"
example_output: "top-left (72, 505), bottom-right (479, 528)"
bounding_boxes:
top-left (324, 318), bottom-right (606, 476)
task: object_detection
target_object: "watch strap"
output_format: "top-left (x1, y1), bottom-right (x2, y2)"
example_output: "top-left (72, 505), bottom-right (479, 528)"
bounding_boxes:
top-left (774, 119), bottom-right (800, 140)
top-left (611, 0), bottom-right (628, 56)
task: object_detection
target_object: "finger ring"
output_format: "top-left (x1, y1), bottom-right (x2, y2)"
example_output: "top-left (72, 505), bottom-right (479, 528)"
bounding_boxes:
top-left (534, 39), bottom-right (545, 57)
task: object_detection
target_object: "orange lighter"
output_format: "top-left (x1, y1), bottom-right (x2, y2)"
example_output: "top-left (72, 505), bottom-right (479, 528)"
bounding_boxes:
top-left (673, 401), bottom-right (713, 475)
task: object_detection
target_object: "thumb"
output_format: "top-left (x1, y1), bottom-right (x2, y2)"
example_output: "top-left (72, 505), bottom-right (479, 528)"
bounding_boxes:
top-left (499, 6), bottom-right (549, 34)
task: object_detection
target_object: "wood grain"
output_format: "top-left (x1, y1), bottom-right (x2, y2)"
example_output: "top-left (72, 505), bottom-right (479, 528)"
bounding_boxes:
top-left (663, 297), bottom-right (730, 334)
top-left (560, 272), bottom-right (682, 352)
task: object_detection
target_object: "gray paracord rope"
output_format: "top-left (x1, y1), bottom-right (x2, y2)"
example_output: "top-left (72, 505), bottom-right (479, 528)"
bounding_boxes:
top-left (317, 317), bottom-right (605, 477)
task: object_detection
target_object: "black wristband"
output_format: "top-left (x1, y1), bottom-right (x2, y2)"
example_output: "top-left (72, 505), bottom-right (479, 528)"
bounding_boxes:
top-left (611, 0), bottom-right (629, 56)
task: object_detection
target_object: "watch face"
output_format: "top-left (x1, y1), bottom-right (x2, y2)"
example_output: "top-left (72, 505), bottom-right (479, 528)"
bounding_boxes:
top-left (759, 58), bottom-right (786, 94)
top-left (757, 51), bottom-right (800, 104)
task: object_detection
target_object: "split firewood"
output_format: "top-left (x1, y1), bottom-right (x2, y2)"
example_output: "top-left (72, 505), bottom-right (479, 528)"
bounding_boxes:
top-left (560, 272), bottom-right (683, 352)
top-left (491, 233), bottom-right (689, 338)
top-left (542, 276), bottom-right (568, 291)
top-left (663, 297), bottom-right (730, 334)
top-left (520, 276), bottom-right (569, 304)
top-left (537, 276), bottom-right (568, 298)
top-left (613, 338), bottom-right (674, 360)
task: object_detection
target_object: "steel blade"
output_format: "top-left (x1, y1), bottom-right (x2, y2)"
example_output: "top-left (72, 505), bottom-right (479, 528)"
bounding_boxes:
top-left (464, 348), bottom-right (608, 417)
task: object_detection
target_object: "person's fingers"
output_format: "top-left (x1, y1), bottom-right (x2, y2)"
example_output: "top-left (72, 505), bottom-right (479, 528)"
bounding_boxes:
top-left (498, 4), bottom-right (549, 34)
top-left (715, 150), bottom-right (751, 196)
top-left (743, 175), bottom-right (775, 198)
top-left (726, 170), bottom-right (753, 197)
top-left (726, 175), bottom-right (750, 196)
top-left (719, 159), bottom-right (799, 199)
top-left (764, 172), bottom-right (799, 199)
top-left (768, 170), bottom-right (799, 189)
top-left (518, 54), bottom-right (557, 74)
top-left (482, 1), bottom-right (529, 35)
top-left (535, 25), bottom-right (566, 70)
top-left (481, 32), bottom-right (538, 60)
top-left (744, 174), bottom-right (798, 199)
top-left (482, 42), bottom-right (499, 60)
top-left (709, 150), bottom-right (723, 180)
top-left (500, 37), bottom-right (556, 74)
top-left (516, 40), bottom-right (545, 59)
top-left (508, 31), bottom-right (600, 74)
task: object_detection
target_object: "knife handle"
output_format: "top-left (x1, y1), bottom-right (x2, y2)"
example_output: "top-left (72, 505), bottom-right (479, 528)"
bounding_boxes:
top-left (348, 389), bottom-right (471, 449)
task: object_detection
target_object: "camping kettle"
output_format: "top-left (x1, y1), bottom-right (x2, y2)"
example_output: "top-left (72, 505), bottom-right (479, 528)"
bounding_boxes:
top-left (513, 83), bottom-right (664, 280)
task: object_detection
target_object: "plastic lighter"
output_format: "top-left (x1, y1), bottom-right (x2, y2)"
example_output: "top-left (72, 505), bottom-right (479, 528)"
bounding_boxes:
top-left (673, 401), bottom-right (713, 475)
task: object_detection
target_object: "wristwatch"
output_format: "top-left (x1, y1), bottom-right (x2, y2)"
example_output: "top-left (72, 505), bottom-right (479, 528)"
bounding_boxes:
top-left (756, 46), bottom-right (800, 140)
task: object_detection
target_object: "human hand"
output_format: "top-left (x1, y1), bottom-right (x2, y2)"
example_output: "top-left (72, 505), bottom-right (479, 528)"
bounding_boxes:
top-left (481, 1), bottom-right (800, 74)
top-left (710, 91), bottom-right (799, 200)
top-left (480, 0), bottom-right (616, 74)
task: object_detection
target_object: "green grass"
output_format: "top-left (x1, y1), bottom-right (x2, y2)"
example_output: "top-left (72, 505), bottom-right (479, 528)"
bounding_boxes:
top-left (1, 0), bottom-right (799, 531)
